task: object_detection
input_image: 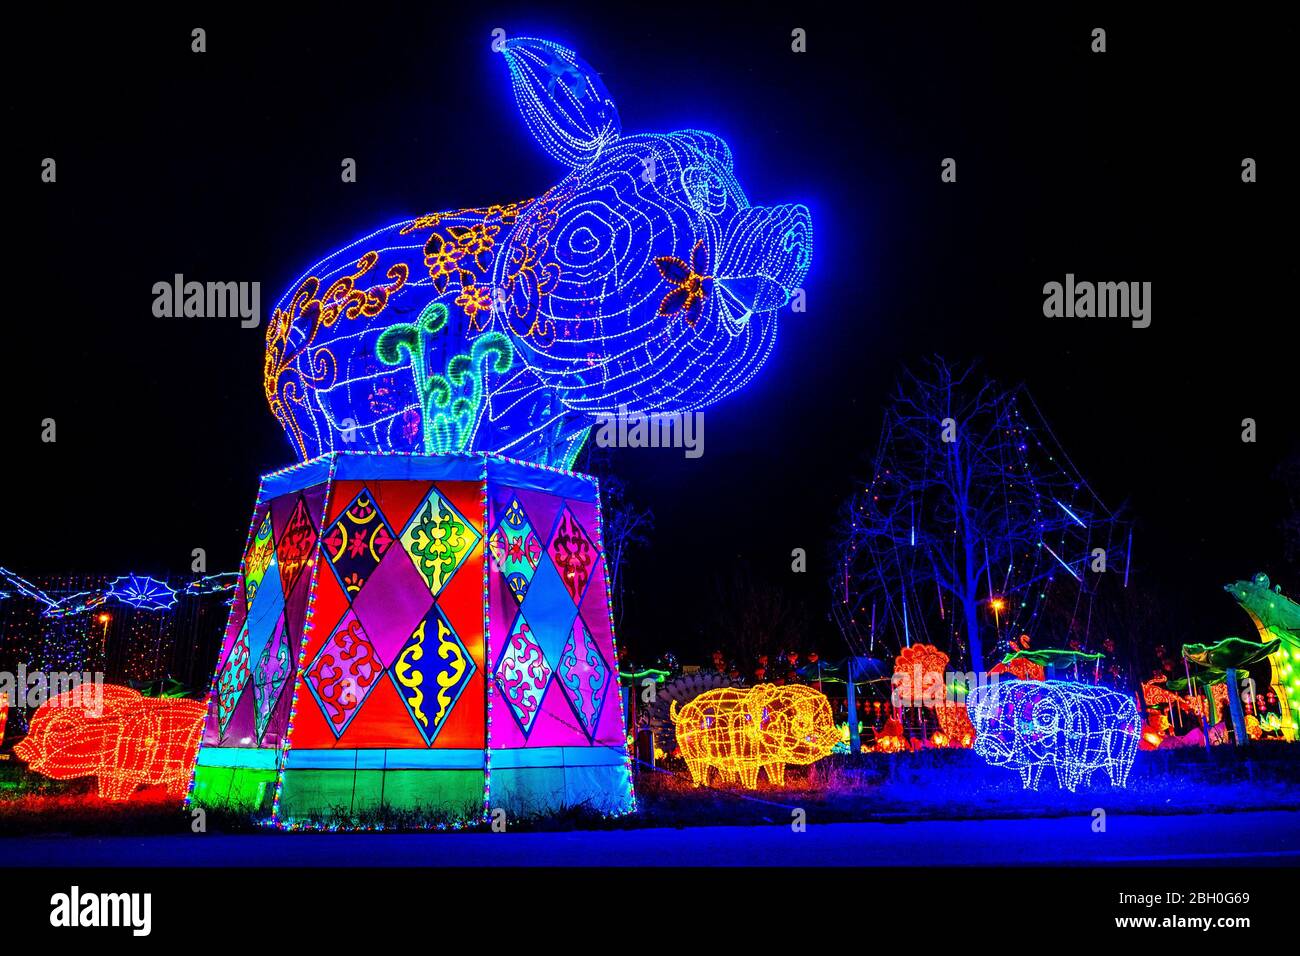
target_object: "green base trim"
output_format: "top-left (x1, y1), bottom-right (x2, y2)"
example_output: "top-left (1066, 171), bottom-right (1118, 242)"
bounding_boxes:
top-left (191, 764), bottom-right (277, 812)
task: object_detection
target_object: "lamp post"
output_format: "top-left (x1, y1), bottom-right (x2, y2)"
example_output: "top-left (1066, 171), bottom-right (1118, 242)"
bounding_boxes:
top-left (989, 596), bottom-right (1006, 646)
top-left (97, 612), bottom-right (111, 664)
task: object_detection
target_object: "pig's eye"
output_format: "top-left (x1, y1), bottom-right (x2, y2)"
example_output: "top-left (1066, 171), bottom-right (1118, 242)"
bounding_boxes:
top-left (681, 165), bottom-right (727, 216)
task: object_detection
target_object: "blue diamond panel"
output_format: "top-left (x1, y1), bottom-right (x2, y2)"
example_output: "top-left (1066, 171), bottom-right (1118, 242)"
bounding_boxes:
top-left (389, 605), bottom-right (477, 745)
top-left (489, 496), bottom-right (543, 605)
top-left (518, 553), bottom-right (578, 669)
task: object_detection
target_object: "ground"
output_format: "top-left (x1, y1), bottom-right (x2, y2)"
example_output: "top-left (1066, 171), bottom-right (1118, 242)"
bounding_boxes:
top-left (2, 747), bottom-right (1297, 865)
top-left (2, 811), bottom-right (1296, 866)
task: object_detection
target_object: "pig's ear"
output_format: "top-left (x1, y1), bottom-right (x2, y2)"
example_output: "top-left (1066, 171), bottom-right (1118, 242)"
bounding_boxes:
top-left (674, 129), bottom-right (734, 170)
top-left (746, 684), bottom-right (776, 711)
top-left (501, 36), bottom-right (620, 168)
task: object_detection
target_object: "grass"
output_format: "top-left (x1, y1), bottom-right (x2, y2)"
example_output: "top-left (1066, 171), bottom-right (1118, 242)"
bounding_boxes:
top-left (627, 746), bottom-right (1300, 828)
top-left (1, 746), bottom-right (1297, 835)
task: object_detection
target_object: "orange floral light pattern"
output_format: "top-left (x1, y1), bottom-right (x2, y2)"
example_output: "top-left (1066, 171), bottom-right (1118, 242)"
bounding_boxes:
top-left (654, 239), bottom-right (713, 327)
top-left (266, 201), bottom-right (534, 457)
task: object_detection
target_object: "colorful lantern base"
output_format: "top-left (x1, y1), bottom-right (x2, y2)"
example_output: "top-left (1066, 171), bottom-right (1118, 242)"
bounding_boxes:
top-left (188, 452), bottom-right (634, 827)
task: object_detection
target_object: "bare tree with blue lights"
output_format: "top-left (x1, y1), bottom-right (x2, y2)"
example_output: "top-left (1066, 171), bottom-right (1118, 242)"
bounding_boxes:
top-left (832, 357), bottom-right (1128, 674)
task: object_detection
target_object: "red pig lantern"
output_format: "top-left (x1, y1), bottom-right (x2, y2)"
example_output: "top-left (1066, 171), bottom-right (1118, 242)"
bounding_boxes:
top-left (15, 684), bottom-right (206, 801)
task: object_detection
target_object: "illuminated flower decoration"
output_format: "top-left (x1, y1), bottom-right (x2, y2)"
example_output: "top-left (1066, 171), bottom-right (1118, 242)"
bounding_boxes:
top-left (875, 719), bottom-right (906, 753)
top-left (423, 233), bottom-right (467, 292)
top-left (506, 239), bottom-right (561, 318)
top-left (1142, 675), bottom-right (1199, 715)
top-left (448, 221), bottom-right (500, 271)
top-left (655, 240), bottom-right (712, 327)
top-left (991, 656), bottom-right (1046, 682)
top-left (107, 574), bottom-right (177, 612)
top-left (456, 284), bottom-right (494, 325)
top-left (892, 642), bottom-right (975, 747)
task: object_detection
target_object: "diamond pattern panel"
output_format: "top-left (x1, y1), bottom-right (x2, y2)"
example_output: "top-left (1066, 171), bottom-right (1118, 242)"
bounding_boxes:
top-left (217, 622), bottom-right (251, 735)
top-left (303, 610), bottom-right (385, 737)
top-left (488, 495), bottom-right (542, 606)
top-left (243, 513), bottom-right (276, 612)
top-left (548, 506), bottom-right (598, 605)
top-left (322, 488), bottom-right (396, 599)
top-left (252, 619), bottom-right (292, 743)
top-left (494, 611), bottom-right (552, 736)
top-left (276, 493), bottom-right (318, 597)
top-left (389, 606), bottom-right (477, 744)
top-left (398, 487), bottom-right (481, 598)
top-left (556, 615), bottom-right (611, 740)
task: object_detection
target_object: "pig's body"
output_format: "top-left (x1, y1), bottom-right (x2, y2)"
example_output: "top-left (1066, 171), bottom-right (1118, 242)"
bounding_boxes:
top-left (15, 686), bottom-right (206, 801)
top-left (671, 684), bottom-right (837, 789)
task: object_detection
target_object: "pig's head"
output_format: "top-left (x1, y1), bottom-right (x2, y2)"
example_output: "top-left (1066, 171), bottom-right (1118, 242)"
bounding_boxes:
top-left (968, 680), bottom-right (1063, 767)
top-left (497, 37), bottom-right (813, 415)
top-left (967, 682), bottom-right (1016, 766)
top-left (14, 688), bottom-right (122, 779)
top-left (753, 684), bottom-right (837, 764)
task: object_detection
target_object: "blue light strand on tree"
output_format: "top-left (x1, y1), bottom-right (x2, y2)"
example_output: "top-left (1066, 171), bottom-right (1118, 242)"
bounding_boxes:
top-left (830, 359), bottom-right (1129, 674)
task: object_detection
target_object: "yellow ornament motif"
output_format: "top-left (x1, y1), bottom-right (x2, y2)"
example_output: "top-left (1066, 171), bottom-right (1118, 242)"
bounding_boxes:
top-left (432, 621), bottom-right (468, 728)
top-left (394, 616), bottom-right (469, 734)
top-left (400, 494), bottom-right (478, 597)
top-left (395, 622), bottom-right (429, 728)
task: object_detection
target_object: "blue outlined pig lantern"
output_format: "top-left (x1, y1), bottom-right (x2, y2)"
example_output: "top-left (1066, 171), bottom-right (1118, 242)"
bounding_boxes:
top-left (966, 679), bottom-right (1141, 791)
top-left (264, 36), bottom-right (813, 468)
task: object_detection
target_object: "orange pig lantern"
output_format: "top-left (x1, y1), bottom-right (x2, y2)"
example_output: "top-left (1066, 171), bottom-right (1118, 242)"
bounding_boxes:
top-left (671, 683), bottom-right (837, 788)
top-left (15, 684), bottom-right (206, 801)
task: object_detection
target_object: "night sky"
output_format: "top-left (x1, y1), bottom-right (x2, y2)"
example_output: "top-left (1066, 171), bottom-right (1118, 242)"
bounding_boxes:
top-left (9, 5), bottom-right (1292, 666)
